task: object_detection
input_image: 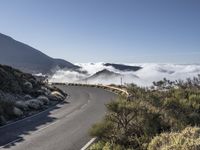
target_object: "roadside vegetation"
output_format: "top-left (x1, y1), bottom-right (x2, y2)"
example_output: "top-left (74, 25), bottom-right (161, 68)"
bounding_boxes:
top-left (89, 75), bottom-right (200, 150)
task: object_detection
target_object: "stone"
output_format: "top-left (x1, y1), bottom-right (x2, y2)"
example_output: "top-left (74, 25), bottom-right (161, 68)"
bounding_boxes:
top-left (13, 107), bottom-right (23, 117)
top-left (48, 91), bottom-right (65, 101)
top-left (26, 99), bottom-right (43, 110)
top-left (24, 94), bottom-right (32, 100)
top-left (24, 81), bottom-right (33, 89)
top-left (15, 101), bottom-right (29, 111)
top-left (37, 96), bottom-right (49, 105)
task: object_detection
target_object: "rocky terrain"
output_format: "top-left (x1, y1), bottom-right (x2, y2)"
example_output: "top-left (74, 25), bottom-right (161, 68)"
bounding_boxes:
top-left (0, 64), bottom-right (67, 126)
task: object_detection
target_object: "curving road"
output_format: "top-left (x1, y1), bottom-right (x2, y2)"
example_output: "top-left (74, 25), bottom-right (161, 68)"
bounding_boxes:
top-left (0, 85), bottom-right (116, 150)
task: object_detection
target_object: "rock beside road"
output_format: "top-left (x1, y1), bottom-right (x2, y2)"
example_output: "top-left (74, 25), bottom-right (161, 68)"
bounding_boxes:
top-left (48, 91), bottom-right (66, 101)
top-left (37, 96), bottom-right (50, 105)
top-left (13, 107), bottom-right (23, 117)
top-left (24, 94), bottom-right (32, 100)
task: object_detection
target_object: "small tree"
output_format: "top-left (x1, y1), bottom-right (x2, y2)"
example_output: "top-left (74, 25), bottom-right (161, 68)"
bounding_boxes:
top-left (90, 97), bottom-right (165, 149)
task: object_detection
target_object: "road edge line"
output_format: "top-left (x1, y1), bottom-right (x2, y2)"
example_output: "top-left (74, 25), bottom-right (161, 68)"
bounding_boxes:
top-left (80, 137), bottom-right (97, 150)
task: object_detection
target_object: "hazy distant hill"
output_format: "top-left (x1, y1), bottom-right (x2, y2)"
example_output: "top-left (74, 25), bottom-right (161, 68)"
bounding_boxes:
top-left (80, 69), bottom-right (138, 84)
top-left (0, 33), bottom-right (79, 74)
top-left (88, 69), bottom-right (121, 80)
top-left (104, 63), bottom-right (142, 71)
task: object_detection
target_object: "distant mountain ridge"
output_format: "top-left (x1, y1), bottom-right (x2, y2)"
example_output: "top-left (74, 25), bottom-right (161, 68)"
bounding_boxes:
top-left (79, 69), bottom-right (139, 84)
top-left (88, 69), bottom-right (121, 79)
top-left (80, 69), bottom-right (121, 84)
top-left (0, 33), bottom-right (79, 74)
top-left (104, 63), bottom-right (142, 71)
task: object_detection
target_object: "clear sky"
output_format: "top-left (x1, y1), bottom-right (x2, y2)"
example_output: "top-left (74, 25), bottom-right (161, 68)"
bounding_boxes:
top-left (0, 0), bottom-right (199, 63)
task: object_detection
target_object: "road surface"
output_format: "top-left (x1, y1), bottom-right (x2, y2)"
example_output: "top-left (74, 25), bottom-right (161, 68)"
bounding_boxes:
top-left (0, 85), bottom-right (116, 150)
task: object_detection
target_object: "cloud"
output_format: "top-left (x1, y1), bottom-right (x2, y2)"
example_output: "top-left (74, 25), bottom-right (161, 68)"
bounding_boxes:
top-left (48, 69), bottom-right (87, 83)
top-left (48, 63), bottom-right (200, 86)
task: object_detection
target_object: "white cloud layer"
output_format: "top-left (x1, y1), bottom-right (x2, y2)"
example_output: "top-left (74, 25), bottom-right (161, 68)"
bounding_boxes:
top-left (49, 63), bottom-right (200, 86)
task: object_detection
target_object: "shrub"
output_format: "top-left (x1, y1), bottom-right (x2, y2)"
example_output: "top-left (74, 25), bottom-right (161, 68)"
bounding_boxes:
top-left (89, 141), bottom-right (105, 150)
top-left (0, 99), bottom-right (18, 120)
top-left (148, 127), bottom-right (200, 150)
top-left (89, 141), bottom-right (131, 150)
top-left (37, 96), bottom-right (49, 105)
top-left (90, 120), bottom-right (114, 142)
top-left (25, 99), bottom-right (43, 110)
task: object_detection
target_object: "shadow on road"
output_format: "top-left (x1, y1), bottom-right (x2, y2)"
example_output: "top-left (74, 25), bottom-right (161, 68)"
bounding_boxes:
top-left (0, 101), bottom-right (68, 149)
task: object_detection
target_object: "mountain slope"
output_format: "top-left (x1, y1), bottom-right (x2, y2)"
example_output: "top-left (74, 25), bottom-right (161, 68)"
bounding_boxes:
top-left (86, 69), bottom-right (121, 80)
top-left (0, 33), bottom-right (79, 74)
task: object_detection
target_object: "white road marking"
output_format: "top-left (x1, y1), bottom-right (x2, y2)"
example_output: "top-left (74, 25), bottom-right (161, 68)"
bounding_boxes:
top-left (80, 138), bottom-right (97, 150)
top-left (35, 121), bottom-right (59, 133)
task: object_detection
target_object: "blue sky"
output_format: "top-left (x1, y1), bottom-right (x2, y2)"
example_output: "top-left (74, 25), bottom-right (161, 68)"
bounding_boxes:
top-left (0, 0), bottom-right (199, 63)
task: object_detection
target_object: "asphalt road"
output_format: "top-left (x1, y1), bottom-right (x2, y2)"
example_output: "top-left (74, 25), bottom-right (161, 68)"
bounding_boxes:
top-left (0, 85), bottom-right (116, 150)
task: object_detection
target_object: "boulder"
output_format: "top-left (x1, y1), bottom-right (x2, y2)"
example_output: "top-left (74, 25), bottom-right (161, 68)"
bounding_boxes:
top-left (0, 115), bottom-right (6, 125)
top-left (37, 89), bottom-right (45, 95)
top-left (48, 91), bottom-right (65, 101)
top-left (25, 99), bottom-right (43, 110)
top-left (30, 89), bottom-right (46, 97)
top-left (24, 81), bottom-right (33, 89)
top-left (15, 101), bottom-right (29, 111)
top-left (24, 94), bottom-right (32, 100)
top-left (13, 107), bottom-right (23, 117)
top-left (37, 96), bottom-right (49, 105)
top-left (41, 86), bottom-right (51, 95)
top-left (29, 78), bottom-right (37, 86)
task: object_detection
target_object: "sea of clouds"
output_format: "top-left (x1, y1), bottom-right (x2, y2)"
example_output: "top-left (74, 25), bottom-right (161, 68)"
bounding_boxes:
top-left (48, 63), bottom-right (200, 87)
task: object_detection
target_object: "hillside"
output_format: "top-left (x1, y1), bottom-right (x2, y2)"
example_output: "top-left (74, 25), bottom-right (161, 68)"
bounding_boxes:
top-left (0, 33), bottom-right (79, 74)
top-left (0, 64), bottom-right (67, 125)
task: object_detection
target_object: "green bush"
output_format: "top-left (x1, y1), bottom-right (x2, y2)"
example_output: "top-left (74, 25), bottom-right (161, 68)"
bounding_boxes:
top-left (90, 120), bottom-right (114, 142)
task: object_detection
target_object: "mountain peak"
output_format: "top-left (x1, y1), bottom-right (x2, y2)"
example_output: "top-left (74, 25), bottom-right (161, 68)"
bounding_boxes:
top-left (95, 69), bottom-right (120, 76)
top-left (0, 33), bottom-right (79, 74)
